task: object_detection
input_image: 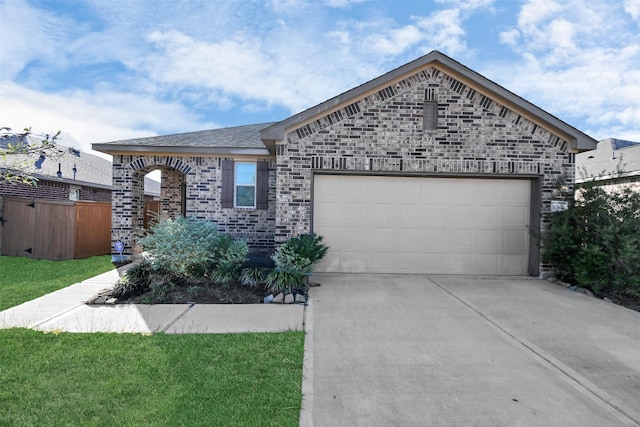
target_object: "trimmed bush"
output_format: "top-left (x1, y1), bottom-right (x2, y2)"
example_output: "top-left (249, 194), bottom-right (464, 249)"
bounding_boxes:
top-left (210, 235), bottom-right (250, 284)
top-left (266, 233), bottom-right (329, 294)
top-left (139, 216), bottom-right (220, 277)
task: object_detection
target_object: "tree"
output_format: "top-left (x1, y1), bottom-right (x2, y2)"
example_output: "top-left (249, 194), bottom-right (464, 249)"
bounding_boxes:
top-left (0, 127), bottom-right (77, 185)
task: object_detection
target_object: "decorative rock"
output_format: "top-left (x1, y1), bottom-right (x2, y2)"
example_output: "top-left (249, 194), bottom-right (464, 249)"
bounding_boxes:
top-left (263, 294), bottom-right (274, 304)
top-left (272, 292), bottom-right (285, 304)
top-left (295, 293), bottom-right (307, 304)
top-left (105, 298), bottom-right (118, 305)
top-left (84, 296), bottom-right (98, 305)
top-left (284, 293), bottom-right (295, 304)
top-left (604, 297), bottom-right (613, 303)
top-left (93, 295), bottom-right (107, 304)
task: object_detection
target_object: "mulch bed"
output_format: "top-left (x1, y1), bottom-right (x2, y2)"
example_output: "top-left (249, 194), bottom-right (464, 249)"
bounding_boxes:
top-left (119, 277), bottom-right (271, 304)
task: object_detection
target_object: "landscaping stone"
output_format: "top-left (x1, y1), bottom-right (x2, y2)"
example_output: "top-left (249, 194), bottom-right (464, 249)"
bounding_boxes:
top-left (295, 293), bottom-right (307, 304)
top-left (272, 292), bottom-right (285, 303)
top-left (93, 295), bottom-right (107, 304)
top-left (284, 293), bottom-right (294, 304)
top-left (105, 298), bottom-right (118, 305)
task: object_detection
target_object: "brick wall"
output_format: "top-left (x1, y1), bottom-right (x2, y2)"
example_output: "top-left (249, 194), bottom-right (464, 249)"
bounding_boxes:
top-left (0, 179), bottom-right (111, 202)
top-left (275, 66), bottom-right (576, 276)
top-left (111, 155), bottom-right (276, 258)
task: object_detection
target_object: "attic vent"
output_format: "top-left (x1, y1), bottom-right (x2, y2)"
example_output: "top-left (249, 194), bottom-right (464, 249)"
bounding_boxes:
top-left (423, 100), bottom-right (438, 131)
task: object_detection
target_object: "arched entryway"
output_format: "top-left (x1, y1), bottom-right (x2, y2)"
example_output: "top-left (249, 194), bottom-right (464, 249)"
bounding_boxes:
top-left (111, 156), bottom-right (192, 258)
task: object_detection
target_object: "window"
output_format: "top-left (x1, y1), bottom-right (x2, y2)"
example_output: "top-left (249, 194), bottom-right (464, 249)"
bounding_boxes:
top-left (69, 187), bottom-right (80, 201)
top-left (234, 162), bottom-right (256, 207)
top-left (221, 159), bottom-right (268, 210)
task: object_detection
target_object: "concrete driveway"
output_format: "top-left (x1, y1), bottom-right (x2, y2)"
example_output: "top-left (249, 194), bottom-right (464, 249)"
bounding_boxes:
top-left (303, 274), bottom-right (640, 427)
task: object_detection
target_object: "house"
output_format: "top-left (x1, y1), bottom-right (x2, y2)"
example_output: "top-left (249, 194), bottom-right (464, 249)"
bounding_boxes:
top-left (0, 136), bottom-right (161, 202)
top-left (93, 51), bottom-right (597, 277)
top-left (575, 138), bottom-right (640, 192)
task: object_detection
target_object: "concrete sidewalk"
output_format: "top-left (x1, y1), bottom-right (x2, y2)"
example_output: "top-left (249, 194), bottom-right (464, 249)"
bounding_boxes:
top-left (0, 267), bottom-right (305, 334)
top-left (307, 274), bottom-right (640, 427)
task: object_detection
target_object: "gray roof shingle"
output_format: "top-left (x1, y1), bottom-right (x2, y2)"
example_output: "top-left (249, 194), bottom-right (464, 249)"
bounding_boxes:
top-left (93, 123), bottom-right (276, 155)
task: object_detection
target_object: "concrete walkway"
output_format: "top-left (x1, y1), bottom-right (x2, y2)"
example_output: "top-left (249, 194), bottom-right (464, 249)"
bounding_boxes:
top-left (0, 267), bottom-right (305, 334)
top-left (305, 274), bottom-right (640, 427)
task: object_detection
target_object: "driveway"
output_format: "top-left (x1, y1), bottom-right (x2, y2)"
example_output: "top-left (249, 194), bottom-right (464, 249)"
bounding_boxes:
top-left (304, 275), bottom-right (640, 427)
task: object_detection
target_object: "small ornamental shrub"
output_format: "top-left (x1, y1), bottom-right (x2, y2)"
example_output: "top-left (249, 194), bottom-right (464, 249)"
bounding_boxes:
top-left (239, 267), bottom-right (268, 287)
top-left (111, 260), bottom-right (153, 298)
top-left (543, 182), bottom-right (640, 298)
top-left (266, 233), bottom-right (329, 294)
top-left (210, 236), bottom-right (249, 284)
top-left (285, 233), bottom-right (329, 265)
top-left (139, 216), bottom-right (220, 277)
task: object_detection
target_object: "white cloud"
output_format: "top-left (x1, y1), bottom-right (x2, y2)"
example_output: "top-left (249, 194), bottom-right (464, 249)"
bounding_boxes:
top-left (0, 0), bottom-right (63, 80)
top-left (499, 28), bottom-right (520, 47)
top-left (0, 81), bottom-right (216, 154)
top-left (625, 0), bottom-right (640, 21)
top-left (367, 25), bottom-right (423, 55)
top-left (415, 9), bottom-right (466, 54)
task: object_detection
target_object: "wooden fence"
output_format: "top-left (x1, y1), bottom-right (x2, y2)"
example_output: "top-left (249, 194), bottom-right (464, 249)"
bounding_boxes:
top-left (0, 197), bottom-right (111, 260)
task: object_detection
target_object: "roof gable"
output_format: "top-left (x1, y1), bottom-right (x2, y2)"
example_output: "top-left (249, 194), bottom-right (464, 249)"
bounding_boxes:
top-left (261, 51), bottom-right (596, 153)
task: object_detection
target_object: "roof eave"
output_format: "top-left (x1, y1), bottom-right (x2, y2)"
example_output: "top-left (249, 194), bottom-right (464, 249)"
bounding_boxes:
top-left (92, 144), bottom-right (272, 157)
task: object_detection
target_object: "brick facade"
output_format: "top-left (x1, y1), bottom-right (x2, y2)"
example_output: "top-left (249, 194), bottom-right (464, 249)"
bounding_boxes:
top-left (100, 54), bottom-right (593, 276)
top-left (275, 66), bottom-right (576, 275)
top-left (111, 155), bottom-right (276, 257)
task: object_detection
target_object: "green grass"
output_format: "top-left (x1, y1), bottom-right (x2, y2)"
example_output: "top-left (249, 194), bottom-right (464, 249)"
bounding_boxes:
top-left (0, 255), bottom-right (114, 311)
top-left (0, 329), bottom-right (305, 427)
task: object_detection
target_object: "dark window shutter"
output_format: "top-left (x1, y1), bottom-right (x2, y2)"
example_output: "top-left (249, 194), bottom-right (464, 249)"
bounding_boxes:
top-left (221, 159), bottom-right (234, 208)
top-left (423, 100), bottom-right (438, 131)
top-left (256, 160), bottom-right (269, 210)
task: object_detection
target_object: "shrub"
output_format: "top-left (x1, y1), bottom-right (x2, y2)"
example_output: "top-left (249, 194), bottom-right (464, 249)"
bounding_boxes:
top-left (285, 233), bottom-right (329, 265)
top-left (542, 182), bottom-right (640, 297)
top-left (111, 260), bottom-right (153, 298)
top-left (239, 267), bottom-right (268, 287)
top-left (139, 216), bottom-right (220, 277)
top-left (210, 236), bottom-right (249, 284)
top-left (265, 234), bottom-right (329, 294)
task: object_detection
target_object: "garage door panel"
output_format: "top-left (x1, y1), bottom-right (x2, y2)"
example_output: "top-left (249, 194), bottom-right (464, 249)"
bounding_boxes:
top-left (450, 254), bottom-right (475, 273)
top-left (477, 230), bottom-right (500, 248)
top-left (313, 175), bottom-right (530, 275)
top-left (504, 206), bottom-right (528, 225)
top-left (503, 230), bottom-right (527, 251)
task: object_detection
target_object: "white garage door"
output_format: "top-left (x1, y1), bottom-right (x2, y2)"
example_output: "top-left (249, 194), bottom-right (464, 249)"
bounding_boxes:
top-left (313, 175), bottom-right (530, 275)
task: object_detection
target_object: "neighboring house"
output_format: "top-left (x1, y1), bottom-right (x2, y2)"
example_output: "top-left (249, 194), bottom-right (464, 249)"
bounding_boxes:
top-left (575, 138), bottom-right (640, 192)
top-left (93, 51), bottom-right (597, 277)
top-left (1, 136), bottom-right (113, 202)
top-left (0, 137), bottom-right (160, 202)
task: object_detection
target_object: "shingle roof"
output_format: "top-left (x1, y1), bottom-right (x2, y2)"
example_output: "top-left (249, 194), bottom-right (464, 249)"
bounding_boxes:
top-left (2, 135), bottom-right (159, 194)
top-left (576, 138), bottom-right (640, 182)
top-left (93, 123), bottom-right (276, 156)
top-left (2, 135), bottom-right (112, 188)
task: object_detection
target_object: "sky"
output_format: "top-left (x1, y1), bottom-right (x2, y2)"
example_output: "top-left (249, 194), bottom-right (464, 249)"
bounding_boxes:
top-left (1, 0), bottom-right (640, 159)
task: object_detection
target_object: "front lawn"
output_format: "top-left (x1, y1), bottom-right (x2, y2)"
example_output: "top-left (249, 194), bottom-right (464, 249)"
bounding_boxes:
top-left (0, 329), bottom-right (304, 427)
top-left (0, 255), bottom-right (114, 311)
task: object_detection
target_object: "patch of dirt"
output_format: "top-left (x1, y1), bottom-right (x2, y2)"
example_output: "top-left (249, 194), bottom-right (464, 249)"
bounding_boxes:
top-left (119, 277), bottom-right (271, 304)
